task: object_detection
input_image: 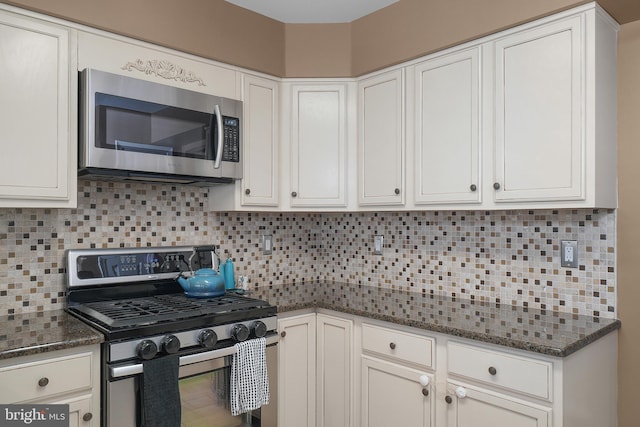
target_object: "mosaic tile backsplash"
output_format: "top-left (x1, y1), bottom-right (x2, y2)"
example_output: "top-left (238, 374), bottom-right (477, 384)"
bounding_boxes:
top-left (0, 181), bottom-right (616, 318)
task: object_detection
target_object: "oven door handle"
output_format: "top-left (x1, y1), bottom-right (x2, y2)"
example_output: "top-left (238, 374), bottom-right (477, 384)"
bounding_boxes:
top-left (109, 335), bottom-right (278, 379)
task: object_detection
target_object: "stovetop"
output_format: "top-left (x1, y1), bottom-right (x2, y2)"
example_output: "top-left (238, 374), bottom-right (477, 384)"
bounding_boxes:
top-left (70, 292), bottom-right (273, 329)
top-left (67, 290), bottom-right (277, 341)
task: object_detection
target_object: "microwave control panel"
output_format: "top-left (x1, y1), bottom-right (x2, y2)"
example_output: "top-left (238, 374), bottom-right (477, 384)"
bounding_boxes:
top-left (222, 116), bottom-right (240, 163)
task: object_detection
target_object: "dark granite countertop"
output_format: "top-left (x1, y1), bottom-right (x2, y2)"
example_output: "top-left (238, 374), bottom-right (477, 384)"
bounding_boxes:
top-left (0, 309), bottom-right (104, 361)
top-left (251, 282), bottom-right (621, 358)
top-left (0, 283), bottom-right (620, 361)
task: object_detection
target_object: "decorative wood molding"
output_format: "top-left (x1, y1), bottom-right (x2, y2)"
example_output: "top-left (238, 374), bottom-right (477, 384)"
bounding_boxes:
top-left (121, 59), bottom-right (206, 86)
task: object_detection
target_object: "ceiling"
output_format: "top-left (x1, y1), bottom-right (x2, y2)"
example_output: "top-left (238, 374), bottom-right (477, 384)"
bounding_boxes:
top-left (224, 0), bottom-right (400, 23)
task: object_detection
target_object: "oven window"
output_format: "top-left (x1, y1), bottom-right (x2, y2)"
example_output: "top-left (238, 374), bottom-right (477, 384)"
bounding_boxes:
top-left (180, 366), bottom-right (259, 427)
top-left (95, 93), bottom-right (216, 160)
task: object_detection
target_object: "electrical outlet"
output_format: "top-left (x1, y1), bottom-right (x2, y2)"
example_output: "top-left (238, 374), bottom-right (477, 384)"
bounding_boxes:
top-left (262, 235), bottom-right (273, 255)
top-left (374, 235), bottom-right (384, 255)
top-left (561, 240), bottom-right (578, 268)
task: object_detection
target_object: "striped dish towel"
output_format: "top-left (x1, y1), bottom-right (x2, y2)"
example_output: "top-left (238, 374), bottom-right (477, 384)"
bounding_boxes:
top-left (231, 337), bottom-right (270, 416)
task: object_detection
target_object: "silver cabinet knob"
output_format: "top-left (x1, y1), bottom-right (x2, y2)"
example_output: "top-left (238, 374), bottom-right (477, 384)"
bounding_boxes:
top-left (389, 342), bottom-right (396, 350)
top-left (38, 377), bottom-right (49, 387)
top-left (422, 388), bottom-right (429, 396)
top-left (470, 184), bottom-right (477, 192)
top-left (82, 413), bottom-right (93, 422)
top-left (488, 366), bottom-right (497, 375)
top-left (445, 395), bottom-right (453, 404)
top-left (245, 188), bottom-right (251, 195)
top-left (394, 188), bottom-right (400, 195)
top-left (493, 182), bottom-right (501, 190)
top-left (291, 191), bottom-right (297, 197)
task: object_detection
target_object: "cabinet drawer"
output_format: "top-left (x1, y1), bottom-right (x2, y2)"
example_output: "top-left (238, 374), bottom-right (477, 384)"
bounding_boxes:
top-left (0, 352), bottom-right (93, 403)
top-left (362, 323), bottom-right (434, 368)
top-left (447, 341), bottom-right (552, 400)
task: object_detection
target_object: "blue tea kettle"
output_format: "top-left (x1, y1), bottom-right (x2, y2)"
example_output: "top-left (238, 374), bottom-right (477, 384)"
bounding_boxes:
top-left (177, 268), bottom-right (226, 298)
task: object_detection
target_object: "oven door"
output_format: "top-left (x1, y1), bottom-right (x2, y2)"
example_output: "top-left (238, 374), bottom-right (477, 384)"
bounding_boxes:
top-left (106, 340), bottom-right (277, 427)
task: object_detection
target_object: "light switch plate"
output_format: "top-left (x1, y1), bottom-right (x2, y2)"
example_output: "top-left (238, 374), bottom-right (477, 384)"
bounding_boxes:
top-left (262, 235), bottom-right (273, 255)
top-left (561, 240), bottom-right (578, 268)
top-left (374, 235), bottom-right (384, 255)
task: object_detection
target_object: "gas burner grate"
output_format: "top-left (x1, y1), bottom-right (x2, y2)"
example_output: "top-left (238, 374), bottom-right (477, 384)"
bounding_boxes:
top-left (71, 293), bottom-right (271, 329)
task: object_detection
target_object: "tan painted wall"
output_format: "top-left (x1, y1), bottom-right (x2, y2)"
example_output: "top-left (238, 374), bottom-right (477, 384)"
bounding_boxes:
top-left (284, 23), bottom-right (351, 78)
top-left (616, 20), bottom-right (640, 427)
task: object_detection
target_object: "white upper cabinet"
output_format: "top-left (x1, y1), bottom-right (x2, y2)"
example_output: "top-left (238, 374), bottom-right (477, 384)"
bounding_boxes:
top-left (413, 48), bottom-right (481, 205)
top-left (492, 16), bottom-right (583, 203)
top-left (240, 74), bottom-right (280, 207)
top-left (77, 31), bottom-right (239, 99)
top-left (0, 9), bottom-right (77, 208)
top-left (209, 73), bottom-right (280, 211)
top-left (287, 83), bottom-right (350, 208)
top-left (487, 7), bottom-right (618, 208)
top-left (358, 70), bottom-right (405, 206)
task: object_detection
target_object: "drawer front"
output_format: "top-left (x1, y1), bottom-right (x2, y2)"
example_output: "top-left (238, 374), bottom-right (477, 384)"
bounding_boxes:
top-left (362, 323), bottom-right (434, 368)
top-left (0, 353), bottom-right (93, 403)
top-left (447, 341), bottom-right (551, 400)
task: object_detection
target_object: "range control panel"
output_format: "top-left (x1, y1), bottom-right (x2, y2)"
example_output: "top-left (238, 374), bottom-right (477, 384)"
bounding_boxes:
top-left (67, 246), bottom-right (216, 287)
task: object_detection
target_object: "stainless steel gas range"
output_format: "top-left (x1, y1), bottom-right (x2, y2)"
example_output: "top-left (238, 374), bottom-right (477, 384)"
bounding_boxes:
top-left (65, 246), bottom-right (277, 427)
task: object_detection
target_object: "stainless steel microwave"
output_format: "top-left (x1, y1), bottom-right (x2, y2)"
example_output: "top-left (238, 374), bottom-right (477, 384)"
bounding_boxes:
top-left (78, 68), bottom-right (242, 185)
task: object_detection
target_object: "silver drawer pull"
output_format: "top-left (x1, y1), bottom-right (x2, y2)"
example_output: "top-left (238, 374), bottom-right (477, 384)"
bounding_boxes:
top-left (389, 342), bottom-right (396, 350)
top-left (38, 377), bottom-right (49, 387)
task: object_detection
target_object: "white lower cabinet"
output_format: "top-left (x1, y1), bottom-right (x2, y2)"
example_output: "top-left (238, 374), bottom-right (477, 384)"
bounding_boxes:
top-left (361, 356), bottom-right (434, 427)
top-left (0, 345), bottom-right (100, 426)
top-left (444, 382), bottom-right (550, 427)
top-left (278, 311), bottom-right (617, 427)
top-left (361, 322), bottom-right (435, 427)
top-left (278, 313), bottom-right (317, 427)
top-left (317, 314), bottom-right (354, 427)
top-left (52, 394), bottom-right (95, 427)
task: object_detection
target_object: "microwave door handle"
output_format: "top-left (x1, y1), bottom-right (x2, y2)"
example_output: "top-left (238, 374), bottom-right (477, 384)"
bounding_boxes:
top-left (213, 104), bottom-right (223, 169)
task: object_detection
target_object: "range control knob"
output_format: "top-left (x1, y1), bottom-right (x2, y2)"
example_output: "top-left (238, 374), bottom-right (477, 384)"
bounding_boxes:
top-left (198, 329), bottom-right (218, 349)
top-left (161, 334), bottom-right (180, 354)
top-left (136, 340), bottom-right (158, 360)
top-left (231, 324), bottom-right (250, 342)
top-left (252, 321), bottom-right (268, 338)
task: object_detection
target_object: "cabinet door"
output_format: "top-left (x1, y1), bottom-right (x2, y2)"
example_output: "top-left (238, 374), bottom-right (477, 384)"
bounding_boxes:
top-left (358, 70), bottom-right (404, 206)
top-left (290, 84), bottom-right (348, 207)
top-left (317, 314), bottom-right (353, 427)
top-left (52, 394), bottom-right (95, 427)
top-left (493, 15), bottom-right (583, 203)
top-left (361, 356), bottom-right (433, 427)
top-left (0, 11), bottom-right (76, 207)
top-left (414, 48), bottom-right (481, 204)
top-left (278, 314), bottom-right (316, 427)
top-left (241, 74), bottom-right (279, 206)
top-left (445, 384), bottom-right (549, 427)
